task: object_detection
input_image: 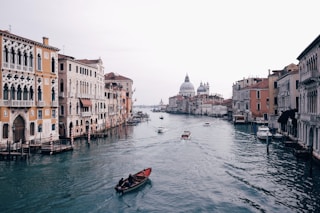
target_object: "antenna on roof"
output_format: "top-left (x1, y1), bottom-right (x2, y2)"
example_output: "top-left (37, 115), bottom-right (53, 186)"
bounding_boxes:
top-left (9, 25), bottom-right (11, 32)
top-left (62, 45), bottom-right (65, 54)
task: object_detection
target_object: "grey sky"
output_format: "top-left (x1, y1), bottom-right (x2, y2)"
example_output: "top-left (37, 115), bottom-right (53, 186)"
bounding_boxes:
top-left (1, 0), bottom-right (319, 105)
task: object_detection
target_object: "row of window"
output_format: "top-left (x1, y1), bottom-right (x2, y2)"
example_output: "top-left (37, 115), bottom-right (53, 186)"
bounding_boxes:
top-left (2, 122), bottom-right (55, 139)
top-left (3, 46), bottom-right (57, 73)
top-left (3, 84), bottom-right (56, 101)
top-left (60, 63), bottom-right (97, 77)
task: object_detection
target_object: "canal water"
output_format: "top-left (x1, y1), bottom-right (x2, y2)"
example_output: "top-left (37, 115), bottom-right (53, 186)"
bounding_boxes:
top-left (1, 109), bottom-right (320, 213)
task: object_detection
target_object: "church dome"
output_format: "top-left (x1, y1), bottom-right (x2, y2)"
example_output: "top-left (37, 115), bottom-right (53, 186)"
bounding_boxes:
top-left (197, 82), bottom-right (207, 93)
top-left (179, 74), bottom-right (195, 97)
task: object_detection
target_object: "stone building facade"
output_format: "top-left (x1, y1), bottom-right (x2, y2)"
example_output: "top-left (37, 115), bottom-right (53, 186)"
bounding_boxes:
top-left (296, 35), bottom-right (320, 160)
top-left (58, 54), bottom-right (105, 138)
top-left (0, 30), bottom-right (60, 145)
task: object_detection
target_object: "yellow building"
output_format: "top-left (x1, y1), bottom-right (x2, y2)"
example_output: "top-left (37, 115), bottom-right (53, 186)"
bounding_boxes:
top-left (0, 30), bottom-right (59, 146)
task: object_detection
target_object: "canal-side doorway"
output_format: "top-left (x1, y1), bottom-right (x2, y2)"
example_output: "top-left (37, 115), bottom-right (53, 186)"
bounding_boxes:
top-left (13, 115), bottom-right (25, 143)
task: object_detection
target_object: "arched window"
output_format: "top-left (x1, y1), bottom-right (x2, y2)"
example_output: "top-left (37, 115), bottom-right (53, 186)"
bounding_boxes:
top-left (17, 49), bottom-right (22, 65)
top-left (60, 105), bottom-right (64, 115)
top-left (3, 83), bottom-right (9, 100)
top-left (3, 46), bottom-right (9, 63)
top-left (76, 103), bottom-right (79, 114)
top-left (11, 47), bottom-right (15, 63)
top-left (38, 124), bottom-right (42, 133)
top-left (29, 53), bottom-right (33, 67)
top-left (69, 102), bottom-right (72, 114)
top-left (23, 51), bottom-right (28, 66)
top-left (23, 86), bottom-right (28, 100)
top-left (11, 85), bottom-right (15, 100)
top-left (52, 87), bottom-right (55, 101)
top-left (51, 57), bottom-right (55, 73)
top-left (37, 86), bottom-right (42, 101)
top-left (30, 122), bottom-right (35, 136)
top-left (17, 85), bottom-right (22, 100)
top-left (37, 53), bottom-right (42, 70)
top-left (29, 86), bottom-right (34, 100)
top-left (60, 79), bottom-right (64, 92)
top-left (3, 124), bottom-right (8, 139)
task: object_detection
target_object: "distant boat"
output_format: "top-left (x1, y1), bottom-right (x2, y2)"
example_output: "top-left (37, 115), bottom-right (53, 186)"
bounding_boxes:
top-left (203, 122), bottom-right (210, 127)
top-left (181, 131), bottom-right (191, 140)
top-left (256, 126), bottom-right (272, 140)
top-left (157, 126), bottom-right (165, 133)
top-left (233, 115), bottom-right (246, 124)
top-left (272, 132), bottom-right (284, 140)
top-left (159, 115), bottom-right (164, 120)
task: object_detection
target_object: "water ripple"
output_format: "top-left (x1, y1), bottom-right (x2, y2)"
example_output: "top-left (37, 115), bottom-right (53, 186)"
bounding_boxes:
top-left (1, 112), bottom-right (320, 212)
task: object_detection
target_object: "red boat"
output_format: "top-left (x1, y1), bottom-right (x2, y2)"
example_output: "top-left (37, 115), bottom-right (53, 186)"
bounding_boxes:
top-left (115, 168), bottom-right (152, 194)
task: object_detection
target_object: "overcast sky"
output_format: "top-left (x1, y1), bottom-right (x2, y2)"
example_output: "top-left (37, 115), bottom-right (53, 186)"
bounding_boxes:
top-left (1, 0), bottom-right (319, 105)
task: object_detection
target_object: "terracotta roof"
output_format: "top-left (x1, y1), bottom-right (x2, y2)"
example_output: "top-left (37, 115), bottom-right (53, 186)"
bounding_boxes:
top-left (104, 72), bottom-right (132, 81)
top-left (76, 59), bottom-right (101, 64)
top-left (58, 54), bottom-right (75, 60)
top-left (246, 78), bottom-right (268, 89)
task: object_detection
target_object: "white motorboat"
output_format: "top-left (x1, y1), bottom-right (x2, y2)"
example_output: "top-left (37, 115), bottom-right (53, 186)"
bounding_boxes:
top-left (256, 126), bottom-right (272, 140)
top-left (181, 131), bottom-right (191, 140)
top-left (272, 132), bottom-right (284, 140)
top-left (157, 126), bottom-right (165, 133)
top-left (203, 122), bottom-right (210, 127)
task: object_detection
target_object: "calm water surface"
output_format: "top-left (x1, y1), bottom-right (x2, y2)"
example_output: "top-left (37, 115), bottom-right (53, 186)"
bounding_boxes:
top-left (1, 109), bottom-right (320, 213)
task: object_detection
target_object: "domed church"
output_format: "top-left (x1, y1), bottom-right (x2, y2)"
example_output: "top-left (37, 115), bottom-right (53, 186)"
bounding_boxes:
top-left (197, 82), bottom-right (209, 95)
top-left (179, 74), bottom-right (195, 97)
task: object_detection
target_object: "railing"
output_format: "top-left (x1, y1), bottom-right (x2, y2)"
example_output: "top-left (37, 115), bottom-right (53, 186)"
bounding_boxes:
top-left (59, 92), bottom-right (64, 98)
top-left (300, 70), bottom-right (320, 83)
top-left (51, 101), bottom-right (58, 107)
top-left (300, 113), bottom-right (320, 122)
top-left (0, 100), bottom-right (34, 107)
top-left (3, 62), bottom-right (9, 68)
top-left (81, 111), bottom-right (91, 117)
top-left (77, 93), bottom-right (92, 99)
top-left (2, 62), bottom-right (34, 72)
top-left (36, 101), bottom-right (45, 107)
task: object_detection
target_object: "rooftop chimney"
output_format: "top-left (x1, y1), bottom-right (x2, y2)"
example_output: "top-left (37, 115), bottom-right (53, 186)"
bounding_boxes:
top-left (43, 37), bottom-right (49, 45)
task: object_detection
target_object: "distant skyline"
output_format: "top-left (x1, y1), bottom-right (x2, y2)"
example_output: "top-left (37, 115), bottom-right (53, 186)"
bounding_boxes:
top-left (1, 0), bottom-right (319, 105)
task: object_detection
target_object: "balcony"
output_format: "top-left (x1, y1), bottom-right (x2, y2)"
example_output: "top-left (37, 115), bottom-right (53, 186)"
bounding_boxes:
top-left (0, 100), bottom-right (34, 107)
top-left (51, 101), bottom-right (58, 107)
top-left (2, 62), bottom-right (9, 68)
top-left (59, 92), bottom-right (65, 98)
top-left (81, 111), bottom-right (91, 117)
top-left (77, 93), bottom-right (92, 99)
top-left (300, 113), bottom-right (320, 123)
top-left (300, 70), bottom-right (320, 84)
top-left (36, 101), bottom-right (45, 107)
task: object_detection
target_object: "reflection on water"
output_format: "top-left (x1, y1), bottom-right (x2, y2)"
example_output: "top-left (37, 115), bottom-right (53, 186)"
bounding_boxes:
top-left (1, 109), bottom-right (320, 213)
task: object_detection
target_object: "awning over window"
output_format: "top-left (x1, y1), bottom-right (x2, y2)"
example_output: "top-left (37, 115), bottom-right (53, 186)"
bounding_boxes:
top-left (80, 98), bottom-right (92, 107)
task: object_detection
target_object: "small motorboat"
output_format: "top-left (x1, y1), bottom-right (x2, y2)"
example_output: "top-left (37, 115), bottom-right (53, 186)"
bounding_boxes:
top-left (181, 131), bottom-right (191, 140)
top-left (203, 122), bottom-right (210, 127)
top-left (256, 126), bottom-right (272, 140)
top-left (157, 126), bottom-right (165, 133)
top-left (272, 132), bottom-right (284, 140)
top-left (115, 168), bottom-right (152, 194)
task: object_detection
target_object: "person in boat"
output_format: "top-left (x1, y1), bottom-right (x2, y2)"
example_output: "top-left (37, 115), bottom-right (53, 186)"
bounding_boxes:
top-left (117, 178), bottom-right (124, 187)
top-left (128, 174), bottom-right (135, 186)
